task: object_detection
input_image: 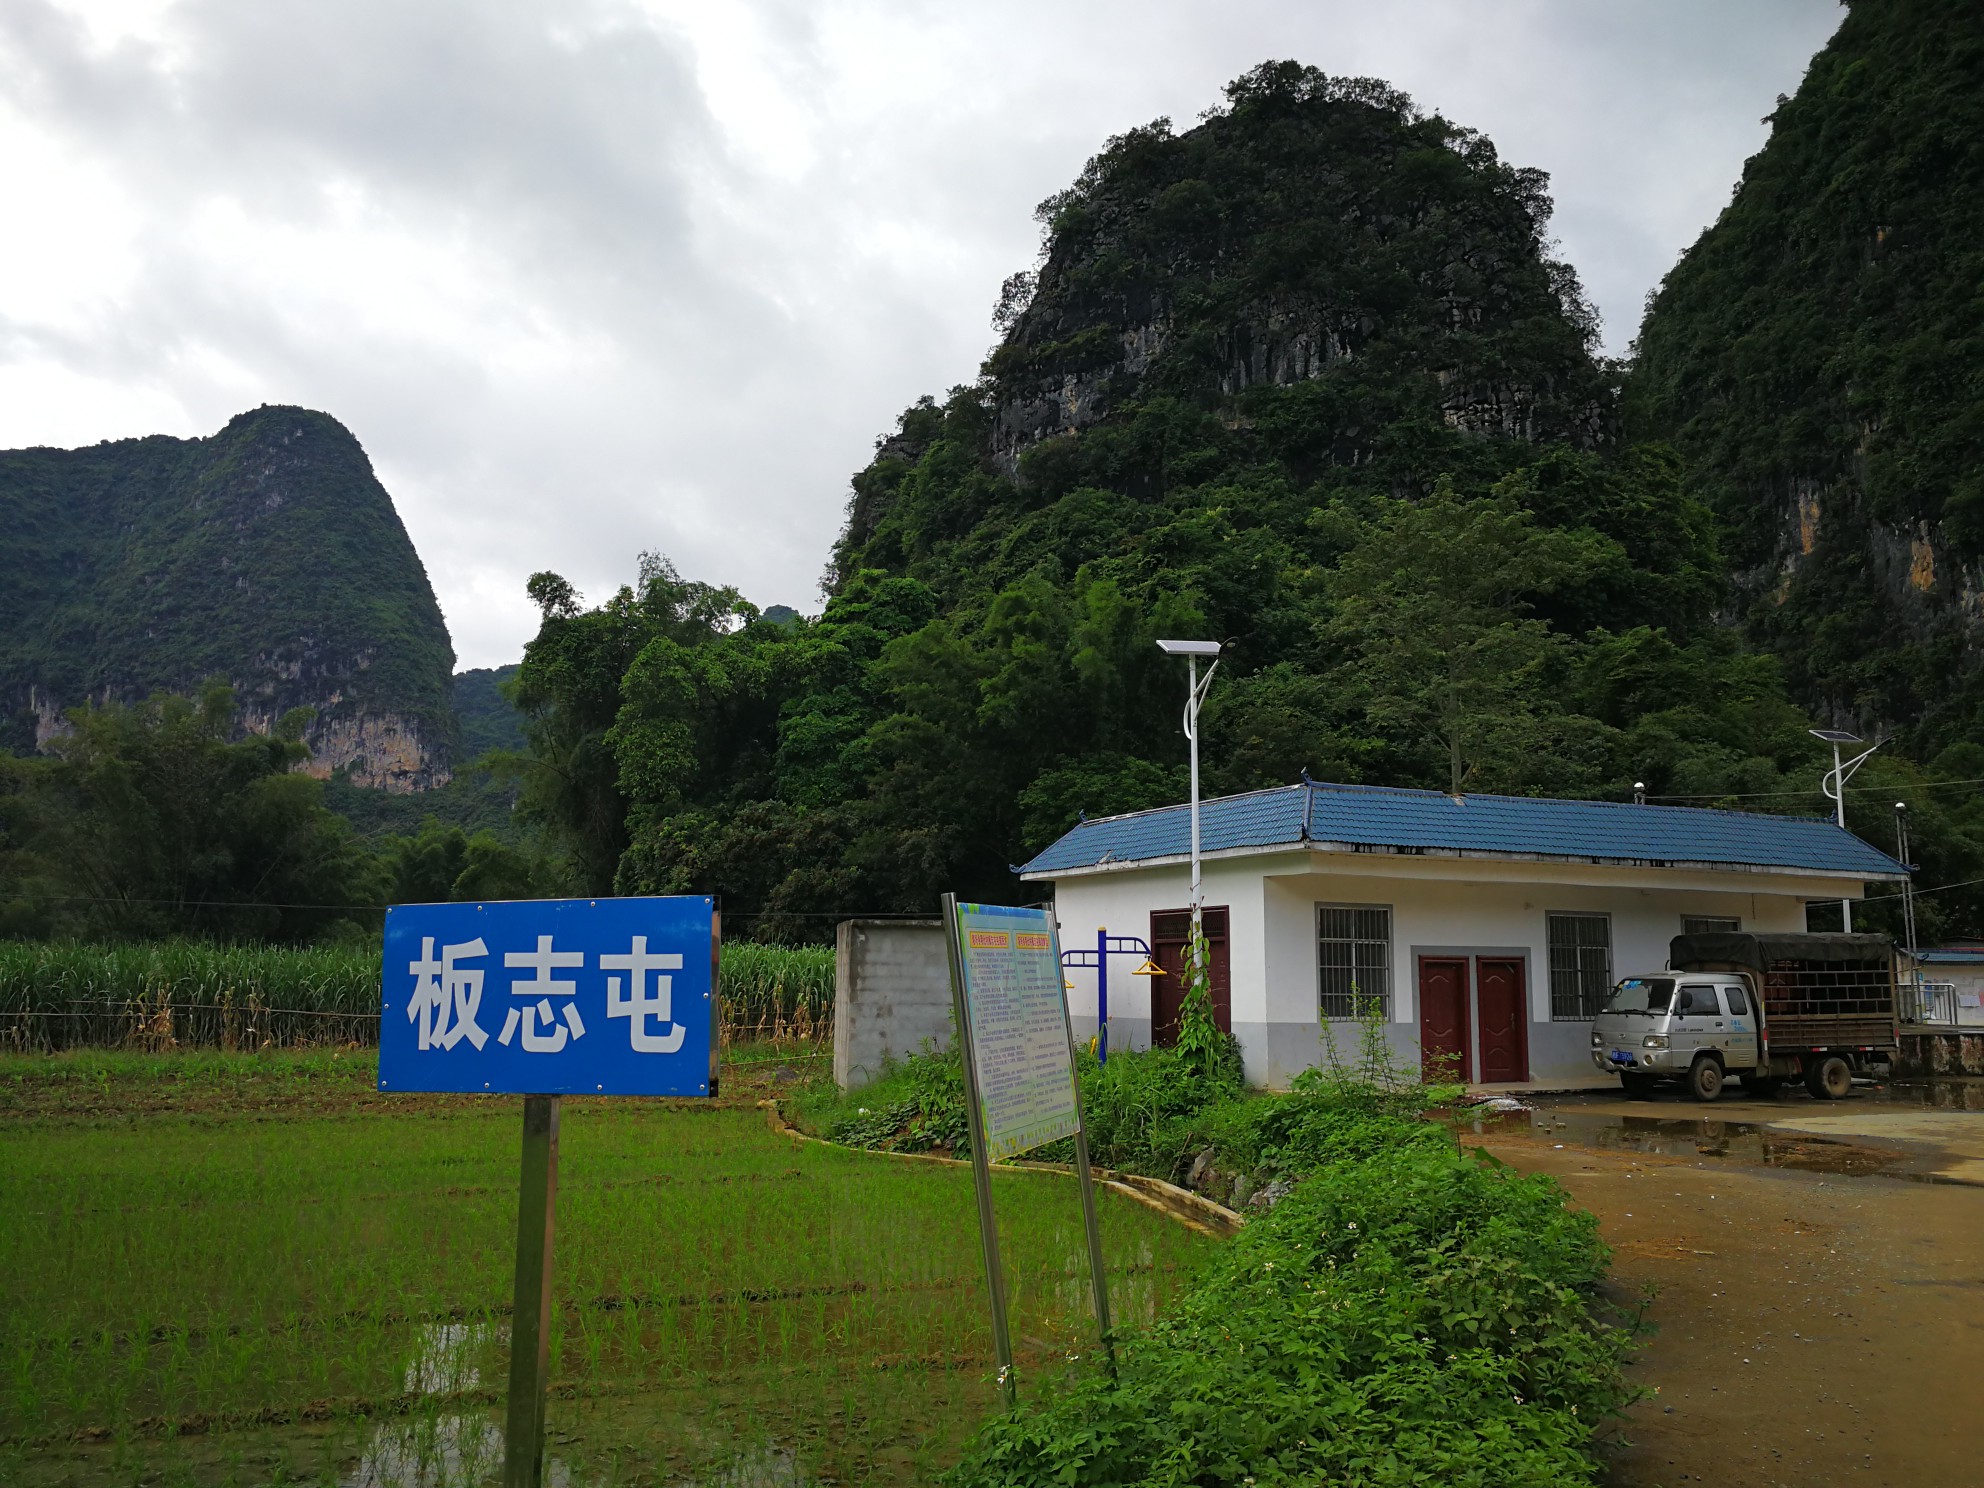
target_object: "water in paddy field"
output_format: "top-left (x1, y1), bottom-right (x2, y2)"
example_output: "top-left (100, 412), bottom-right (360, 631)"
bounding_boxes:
top-left (344, 1323), bottom-right (822, 1488)
top-left (344, 1323), bottom-right (511, 1488)
top-left (1459, 1077), bottom-right (1984, 1185)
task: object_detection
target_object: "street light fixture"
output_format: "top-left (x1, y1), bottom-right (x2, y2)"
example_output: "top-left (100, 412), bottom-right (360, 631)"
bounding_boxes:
top-left (1809, 727), bottom-right (1881, 931)
top-left (1157, 639), bottom-right (1222, 985)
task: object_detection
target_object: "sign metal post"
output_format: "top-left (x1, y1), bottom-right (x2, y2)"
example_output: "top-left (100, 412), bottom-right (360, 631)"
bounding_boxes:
top-left (503, 1094), bottom-right (560, 1488)
top-left (943, 892), bottom-right (1018, 1407)
top-left (378, 894), bottom-right (718, 1488)
top-left (943, 893), bottom-right (1114, 1405)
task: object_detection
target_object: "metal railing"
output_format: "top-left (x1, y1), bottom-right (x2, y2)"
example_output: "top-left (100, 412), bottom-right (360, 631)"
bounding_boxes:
top-left (1899, 980), bottom-right (1959, 1027)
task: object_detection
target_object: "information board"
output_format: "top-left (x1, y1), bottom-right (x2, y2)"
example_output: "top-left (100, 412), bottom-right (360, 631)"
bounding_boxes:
top-left (378, 896), bottom-right (717, 1097)
top-left (953, 902), bottom-right (1079, 1160)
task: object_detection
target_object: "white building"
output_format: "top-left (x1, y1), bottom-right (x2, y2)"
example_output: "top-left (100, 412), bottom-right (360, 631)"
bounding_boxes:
top-left (1019, 780), bottom-right (1909, 1086)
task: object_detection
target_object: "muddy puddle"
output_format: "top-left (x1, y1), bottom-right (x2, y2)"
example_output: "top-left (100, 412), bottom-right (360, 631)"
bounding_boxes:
top-left (1456, 1078), bottom-right (1984, 1186)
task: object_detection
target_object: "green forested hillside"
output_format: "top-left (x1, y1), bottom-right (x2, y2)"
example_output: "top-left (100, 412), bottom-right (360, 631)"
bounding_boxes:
top-left (1628, 0), bottom-right (1984, 739)
top-left (453, 665), bottom-right (525, 758)
top-left (0, 407), bottom-right (457, 788)
top-left (507, 62), bottom-right (1984, 941)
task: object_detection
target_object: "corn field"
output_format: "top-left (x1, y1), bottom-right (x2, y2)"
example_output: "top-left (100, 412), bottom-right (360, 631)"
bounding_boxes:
top-left (0, 939), bottom-right (836, 1053)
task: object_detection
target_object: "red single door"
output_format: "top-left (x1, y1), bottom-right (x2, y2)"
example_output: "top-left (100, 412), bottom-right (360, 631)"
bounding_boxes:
top-left (1418, 957), bottom-right (1471, 1082)
top-left (1150, 907), bottom-right (1231, 1046)
top-left (1476, 957), bottom-right (1529, 1083)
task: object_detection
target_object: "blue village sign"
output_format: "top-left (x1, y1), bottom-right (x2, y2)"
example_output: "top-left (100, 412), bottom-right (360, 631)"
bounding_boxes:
top-left (378, 896), bottom-right (718, 1097)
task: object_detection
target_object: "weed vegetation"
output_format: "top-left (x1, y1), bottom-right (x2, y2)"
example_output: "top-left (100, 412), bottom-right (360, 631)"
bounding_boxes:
top-left (0, 1050), bottom-right (1211, 1486)
top-left (798, 1007), bottom-right (1637, 1486)
top-left (948, 1136), bottom-right (1628, 1487)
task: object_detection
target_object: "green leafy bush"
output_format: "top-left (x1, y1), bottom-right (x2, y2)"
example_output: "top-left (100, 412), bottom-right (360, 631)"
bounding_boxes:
top-left (786, 1041), bottom-right (973, 1153)
top-left (946, 1128), bottom-right (1635, 1487)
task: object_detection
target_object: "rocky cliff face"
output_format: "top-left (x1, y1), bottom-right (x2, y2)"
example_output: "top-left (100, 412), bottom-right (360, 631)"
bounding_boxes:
top-left (0, 406), bottom-right (457, 790)
top-left (976, 66), bottom-right (1608, 485)
top-left (834, 65), bottom-right (1613, 594)
top-left (1627, 0), bottom-right (1984, 739)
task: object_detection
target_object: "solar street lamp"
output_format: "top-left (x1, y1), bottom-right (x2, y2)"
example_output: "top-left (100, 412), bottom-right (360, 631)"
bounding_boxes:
top-left (1157, 639), bottom-right (1222, 979)
top-left (1895, 800), bottom-right (1918, 954)
top-left (1809, 728), bottom-right (1880, 931)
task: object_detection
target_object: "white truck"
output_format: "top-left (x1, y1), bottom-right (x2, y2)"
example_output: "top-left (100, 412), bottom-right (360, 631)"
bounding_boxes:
top-left (1590, 931), bottom-right (1899, 1102)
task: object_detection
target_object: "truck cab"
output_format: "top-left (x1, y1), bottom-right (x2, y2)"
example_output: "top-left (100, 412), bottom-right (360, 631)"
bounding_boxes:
top-left (1591, 973), bottom-right (1761, 1101)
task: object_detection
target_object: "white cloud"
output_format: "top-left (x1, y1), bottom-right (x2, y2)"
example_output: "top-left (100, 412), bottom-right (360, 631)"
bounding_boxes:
top-left (0, 0), bottom-right (1839, 666)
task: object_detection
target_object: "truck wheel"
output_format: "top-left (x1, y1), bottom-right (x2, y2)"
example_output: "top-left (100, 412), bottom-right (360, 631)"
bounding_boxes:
top-left (1805, 1055), bottom-right (1852, 1100)
top-left (1621, 1073), bottom-right (1658, 1100)
top-left (1687, 1056), bottom-right (1724, 1103)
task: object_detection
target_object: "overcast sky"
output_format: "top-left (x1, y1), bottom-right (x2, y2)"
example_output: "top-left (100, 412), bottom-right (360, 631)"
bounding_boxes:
top-left (0, 0), bottom-right (1841, 669)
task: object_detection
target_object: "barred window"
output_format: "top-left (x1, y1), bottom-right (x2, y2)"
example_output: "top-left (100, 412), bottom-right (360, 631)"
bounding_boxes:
top-left (1318, 905), bottom-right (1390, 1020)
top-left (1682, 916), bottom-right (1741, 935)
top-left (1547, 913), bottom-right (1611, 1020)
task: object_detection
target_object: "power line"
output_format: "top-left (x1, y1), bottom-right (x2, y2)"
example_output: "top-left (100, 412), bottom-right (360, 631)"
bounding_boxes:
top-left (1647, 775), bottom-right (1984, 803)
top-left (1860, 875), bottom-right (1984, 906)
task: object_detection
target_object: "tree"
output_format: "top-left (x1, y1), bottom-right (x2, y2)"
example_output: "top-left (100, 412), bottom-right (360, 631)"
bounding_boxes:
top-left (1, 685), bottom-right (378, 940)
top-left (1325, 481), bottom-right (1609, 795)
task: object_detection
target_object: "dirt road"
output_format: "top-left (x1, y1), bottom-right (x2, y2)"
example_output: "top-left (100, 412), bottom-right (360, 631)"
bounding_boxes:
top-left (1476, 1086), bottom-right (1984, 1488)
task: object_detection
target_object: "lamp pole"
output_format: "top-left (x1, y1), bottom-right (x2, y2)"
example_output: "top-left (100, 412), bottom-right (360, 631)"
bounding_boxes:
top-left (1895, 801), bottom-right (1918, 953)
top-left (1810, 727), bottom-right (1880, 933)
top-left (1187, 653), bottom-right (1203, 934)
top-left (1158, 640), bottom-right (1222, 981)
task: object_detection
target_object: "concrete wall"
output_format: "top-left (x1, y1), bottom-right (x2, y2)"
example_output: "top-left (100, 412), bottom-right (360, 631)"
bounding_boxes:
top-left (1896, 1031), bottom-right (1984, 1077)
top-left (833, 919), bottom-right (952, 1091)
top-left (1044, 850), bottom-right (1846, 1087)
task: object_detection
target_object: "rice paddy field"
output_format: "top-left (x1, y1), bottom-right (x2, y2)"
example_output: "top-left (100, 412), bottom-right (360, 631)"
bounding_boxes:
top-left (0, 1050), bottom-right (1218, 1487)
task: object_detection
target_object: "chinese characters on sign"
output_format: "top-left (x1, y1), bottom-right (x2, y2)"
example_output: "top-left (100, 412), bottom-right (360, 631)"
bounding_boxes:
top-left (953, 903), bottom-right (1079, 1160)
top-left (379, 897), bottom-right (717, 1096)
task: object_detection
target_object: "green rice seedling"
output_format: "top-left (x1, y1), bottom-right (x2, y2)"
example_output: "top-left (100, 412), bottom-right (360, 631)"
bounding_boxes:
top-left (11, 1048), bottom-right (1226, 1485)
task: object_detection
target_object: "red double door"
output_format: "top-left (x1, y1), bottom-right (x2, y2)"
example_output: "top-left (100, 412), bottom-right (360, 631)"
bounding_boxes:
top-left (1418, 956), bottom-right (1528, 1083)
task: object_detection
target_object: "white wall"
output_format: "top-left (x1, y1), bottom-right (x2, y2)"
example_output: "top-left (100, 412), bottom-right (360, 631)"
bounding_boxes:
top-left (1044, 849), bottom-right (1840, 1086)
top-left (1052, 855), bottom-right (1267, 1054)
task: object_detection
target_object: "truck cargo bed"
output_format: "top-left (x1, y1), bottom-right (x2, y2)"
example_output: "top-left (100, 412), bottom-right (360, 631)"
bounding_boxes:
top-left (1672, 931), bottom-right (1899, 1052)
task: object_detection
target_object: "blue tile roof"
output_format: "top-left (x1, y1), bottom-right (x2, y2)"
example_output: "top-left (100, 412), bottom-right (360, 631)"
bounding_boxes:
top-left (1018, 781), bottom-right (1909, 880)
